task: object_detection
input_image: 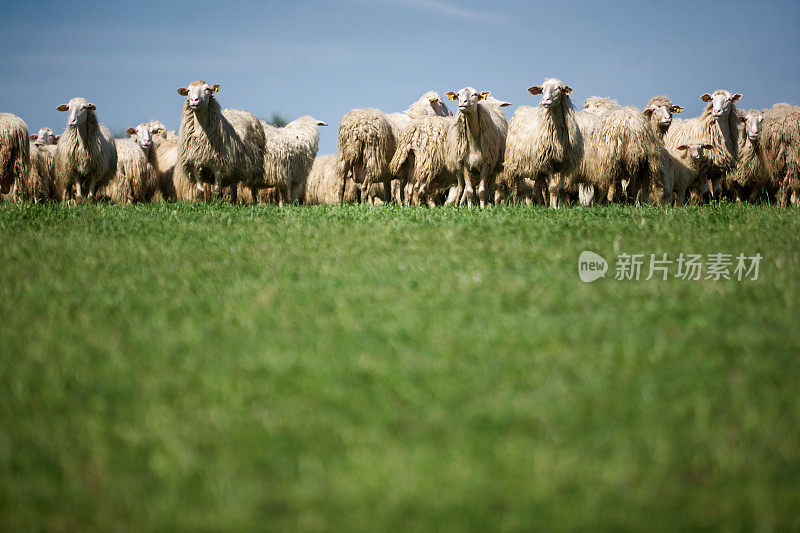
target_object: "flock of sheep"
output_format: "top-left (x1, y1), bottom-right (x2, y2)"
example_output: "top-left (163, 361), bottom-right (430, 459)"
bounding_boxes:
top-left (1, 78), bottom-right (799, 208)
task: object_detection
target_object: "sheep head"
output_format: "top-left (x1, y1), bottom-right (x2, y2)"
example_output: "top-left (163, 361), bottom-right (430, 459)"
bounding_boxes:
top-left (700, 90), bottom-right (742, 121)
top-left (677, 142), bottom-right (714, 161)
top-left (644, 96), bottom-right (683, 128)
top-left (127, 123), bottom-right (153, 149)
top-left (528, 78), bottom-right (572, 109)
top-left (177, 80), bottom-right (220, 111)
top-left (445, 87), bottom-right (488, 115)
top-left (30, 127), bottom-right (58, 146)
top-left (288, 116), bottom-right (328, 127)
top-left (423, 91), bottom-right (453, 117)
top-left (57, 98), bottom-right (96, 128)
top-left (741, 110), bottom-right (763, 141)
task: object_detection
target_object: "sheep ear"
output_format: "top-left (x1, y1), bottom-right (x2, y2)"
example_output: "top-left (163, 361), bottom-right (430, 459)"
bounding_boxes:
top-left (57, 104), bottom-right (69, 112)
top-left (732, 93), bottom-right (742, 102)
top-left (480, 91), bottom-right (491, 100)
top-left (85, 103), bottom-right (96, 111)
top-left (127, 127), bottom-right (137, 135)
top-left (677, 145), bottom-right (688, 151)
top-left (177, 87), bottom-right (189, 96)
top-left (671, 105), bottom-right (684, 113)
top-left (498, 101), bottom-right (512, 107)
top-left (317, 121), bottom-right (327, 126)
top-left (445, 91), bottom-right (457, 101)
top-left (30, 134), bottom-right (38, 140)
top-left (54, 135), bottom-right (60, 141)
top-left (211, 84), bottom-right (220, 93)
top-left (702, 144), bottom-right (713, 150)
top-left (528, 86), bottom-right (543, 95)
top-left (561, 85), bottom-right (573, 95)
top-left (643, 108), bottom-right (654, 117)
top-left (700, 93), bottom-right (712, 102)
top-left (739, 115), bottom-right (747, 123)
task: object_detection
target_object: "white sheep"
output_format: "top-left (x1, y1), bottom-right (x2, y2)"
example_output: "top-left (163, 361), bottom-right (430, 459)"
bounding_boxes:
top-left (54, 98), bottom-right (117, 200)
top-left (0, 112), bottom-right (31, 199)
top-left (336, 92), bottom-right (452, 204)
top-left (444, 87), bottom-right (508, 207)
top-left (389, 94), bottom-right (512, 207)
top-left (724, 110), bottom-right (771, 202)
top-left (502, 78), bottom-right (583, 208)
top-left (669, 141), bottom-right (715, 204)
top-left (175, 80), bottom-right (265, 202)
top-left (664, 90), bottom-right (743, 202)
top-left (25, 142), bottom-right (56, 202)
top-left (102, 137), bottom-right (156, 203)
top-left (578, 96), bottom-right (662, 204)
top-left (30, 127), bottom-right (60, 146)
top-left (243, 116), bottom-right (326, 206)
top-left (643, 95), bottom-right (685, 204)
top-left (761, 103), bottom-right (800, 206)
top-left (304, 154), bottom-right (360, 204)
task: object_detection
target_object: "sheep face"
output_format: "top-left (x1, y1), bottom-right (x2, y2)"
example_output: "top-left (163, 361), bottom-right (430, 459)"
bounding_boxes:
top-left (445, 87), bottom-right (487, 115)
top-left (57, 97), bottom-right (96, 128)
top-left (127, 123), bottom-right (153, 149)
top-left (148, 121), bottom-right (168, 142)
top-left (528, 79), bottom-right (572, 110)
top-left (31, 127), bottom-right (58, 146)
top-left (422, 92), bottom-right (452, 117)
top-left (701, 90), bottom-right (742, 121)
top-left (177, 81), bottom-right (220, 111)
top-left (644, 102), bottom-right (683, 127)
top-left (742, 111), bottom-right (763, 141)
top-left (677, 142), bottom-right (714, 161)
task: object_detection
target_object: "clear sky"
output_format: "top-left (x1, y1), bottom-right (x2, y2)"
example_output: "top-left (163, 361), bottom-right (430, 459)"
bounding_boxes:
top-left (2, 0), bottom-right (798, 155)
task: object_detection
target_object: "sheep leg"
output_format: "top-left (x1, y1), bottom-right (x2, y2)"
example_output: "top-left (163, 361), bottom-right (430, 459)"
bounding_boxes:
top-left (384, 181), bottom-right (392, 206)
top-left (461, 169), bottom-right (474, 208)
top-left (454, 174), bottom-right (465, 207)
top-left (477, 169), bottom-right (489, 209)
top-left (547, 174), bottom-right (562, 209)
top-left (212, 174), bottom-right (222, 199)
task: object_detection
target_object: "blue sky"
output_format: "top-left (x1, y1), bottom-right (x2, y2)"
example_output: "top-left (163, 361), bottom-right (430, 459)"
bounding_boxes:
top-left (1, 0), bottom-right (798, 155)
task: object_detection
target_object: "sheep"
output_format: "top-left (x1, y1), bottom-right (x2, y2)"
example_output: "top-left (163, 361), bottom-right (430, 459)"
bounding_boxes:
top-left (127, 121), bottom-right (189, 202)
top-left (669, 141), bottom-right (715, 204)
top-left (643, 95), bottom-right (685, 204)
top-left (389, 93), bottom-right (512, 207)
top-left (444, 87), bottom-right (508, 208)
top-left (502, 78), bottom-right (582, 208)
top-left (243, 116), bottom-right (326, 206)
top-left (0, 112), bottom-right (31, 199)
top-left (664, 90), bottom-right (743, 202)
top-left (578, 96), bottom-right (662, 204)
top-left (175, 80), bottom-right (265, 202)
top-left (336, 91), bottom-right (452, 204)
top-left (30, 127), bottom-right (60, 146)
top-left (761, 103), bottom-right (800, 206)
top-left (724, 110), bottom-right (771, 202)
top-left (304, 154), bottom-right (360, 204)
top-left (53, 98), bottom-right (117, 201)
top-left (25, 142), bottom-right (56, 202)
top-left (389, 114), bottom-right (455, 206)
top-left (101, 137), bottom-right (156, 203)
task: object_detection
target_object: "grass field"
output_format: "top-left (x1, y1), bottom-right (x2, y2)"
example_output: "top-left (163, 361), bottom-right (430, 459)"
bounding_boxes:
top-left (1, 202), bottom-right (799, 531)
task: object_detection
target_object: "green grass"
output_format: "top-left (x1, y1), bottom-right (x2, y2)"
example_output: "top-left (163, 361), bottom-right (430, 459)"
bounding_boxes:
top-left (1, 202), bottom-right (799, 531)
